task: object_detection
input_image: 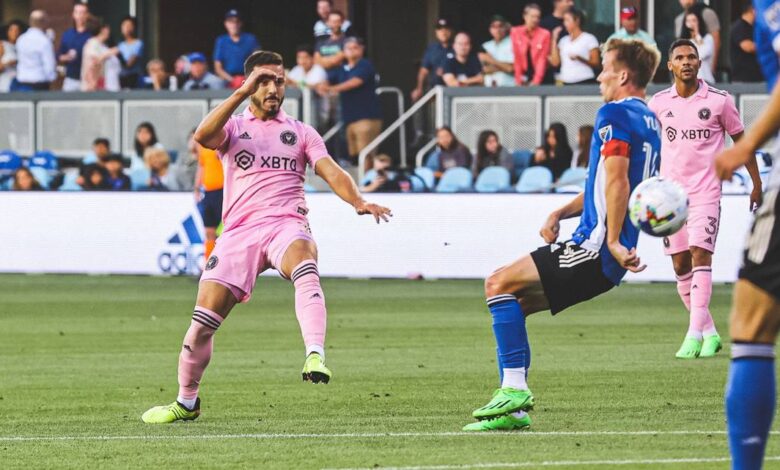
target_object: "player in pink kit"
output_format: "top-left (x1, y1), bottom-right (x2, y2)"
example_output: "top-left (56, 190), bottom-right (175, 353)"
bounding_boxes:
top-left (141, 51), bottom-right (392, 423)
top-left (649, 39), bottom-right (762, 359)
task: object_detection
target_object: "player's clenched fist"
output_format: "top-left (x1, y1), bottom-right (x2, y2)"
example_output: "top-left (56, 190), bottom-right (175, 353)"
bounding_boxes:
top-left (539, 213), bottom-right (561, 244)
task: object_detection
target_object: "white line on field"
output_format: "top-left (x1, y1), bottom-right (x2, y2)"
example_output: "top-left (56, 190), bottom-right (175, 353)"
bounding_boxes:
top-left (325, 456), bottom-right (780, 470)
top-left (0, 430), bottom-right (747, 442)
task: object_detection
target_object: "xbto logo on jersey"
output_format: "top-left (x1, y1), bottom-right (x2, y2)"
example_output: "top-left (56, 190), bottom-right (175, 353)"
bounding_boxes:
top-left (280, 130), bottom-right (297, 146)
top-left (235, 150), bottom-right (255, 170)
top-left (258, 155), bottom-right (298, 171)
top-left (665, 126), bottom-right (711, 142)
top-left (666, 127), bottom-right (677, 142)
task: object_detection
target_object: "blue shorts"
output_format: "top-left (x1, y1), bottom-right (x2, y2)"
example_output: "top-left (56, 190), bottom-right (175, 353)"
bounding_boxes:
top-left (198, 189), bottom-right (223, 228)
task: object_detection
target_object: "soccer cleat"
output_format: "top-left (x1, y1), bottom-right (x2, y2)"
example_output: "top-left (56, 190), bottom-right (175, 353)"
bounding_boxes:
top-left (699, 334), bottom-right (722, 358)
top-left (472, 387), bottom-right (534, 420)
top-left (141, 398), bottom-right (200, 424)
top-left (302, 352), bottom-right (331, 384)
top-left (675, 337), bottom-right (702, 359)
top-left (463, 412), bottom-right (532, 432)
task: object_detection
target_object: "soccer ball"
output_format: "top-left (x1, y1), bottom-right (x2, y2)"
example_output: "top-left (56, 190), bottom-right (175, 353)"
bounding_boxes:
top-left (628, 177), bottom-right (688, 237)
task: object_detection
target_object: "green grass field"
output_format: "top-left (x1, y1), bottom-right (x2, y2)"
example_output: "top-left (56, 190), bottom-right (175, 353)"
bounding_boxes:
top-left (0, 274), bottom-right (777, 469)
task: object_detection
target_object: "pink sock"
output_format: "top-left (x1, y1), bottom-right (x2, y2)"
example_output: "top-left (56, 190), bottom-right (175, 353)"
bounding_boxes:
top-left (676, 272), bottom-right (693, 311)
top-left (177, 306), bottom-right (223, 403)
top-left (291, 260), bottom-right (327, 357)
top-left (689, 267), bottom-right (716, 339)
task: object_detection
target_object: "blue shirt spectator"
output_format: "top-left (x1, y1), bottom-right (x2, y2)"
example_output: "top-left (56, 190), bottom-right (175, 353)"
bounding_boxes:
top-left (413, 18), bottom-right (453, 101)
top-left (213, 9), bottom-right (259, 85)
top-left (330, 55), bottom-right (381, 125)
top-left (118, 16), bottom-right (144, 88)
top-left (183, 52), bottom-right (225, 90)
top-left (442, 32), bottom-right (483, 87)
top-left (57, 2), bottom-right (90, 90)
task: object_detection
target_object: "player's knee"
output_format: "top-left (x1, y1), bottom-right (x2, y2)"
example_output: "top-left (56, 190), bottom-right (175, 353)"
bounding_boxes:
top-left (672, 256), bottom-right (692, 276)
top-left (691, 247), bottom-right (712, 267)
top-left (484, 272), bottom-right (515, 298)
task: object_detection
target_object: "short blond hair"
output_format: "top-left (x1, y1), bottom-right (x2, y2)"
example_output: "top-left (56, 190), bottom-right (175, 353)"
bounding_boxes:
top-left (603, 38), bottom-right (661, 89)
top-left (143, 147), bottom-right (170, 170)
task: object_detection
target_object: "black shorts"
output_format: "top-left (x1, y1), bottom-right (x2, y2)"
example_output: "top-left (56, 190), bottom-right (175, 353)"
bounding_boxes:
top-left (739, 188), bottom-right (780, 300)
top-left (198, 189), bottom-right (223, 228)
top-left (531, 241), bottom-right (617, 315)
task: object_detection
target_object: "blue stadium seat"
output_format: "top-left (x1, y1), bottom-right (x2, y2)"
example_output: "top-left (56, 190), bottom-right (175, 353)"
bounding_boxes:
top-left (435, 167), bottom-right (473, 193)
top-left (0, 150), bottom-right (22, 190)
top-left (59, 172), bottom-right (82, 191)
top-left (412, 167), bottom-right (435, 192)
top-left (515, 166), bottom-right (553, 193)
top-left (424, 150), bottom-right (440, 171)
top-left (474, 166), bottom-right (511, 193)
top-left (555, 167), bottom-right (588, 193)
top-left (130, 168), bottom-right (151, 191)
top-left (511, 150), bottom-right (533, 179)
top-left (28, 151), bottom-right (59, 171)
top-left (28, 166), bottom-right (50, 189)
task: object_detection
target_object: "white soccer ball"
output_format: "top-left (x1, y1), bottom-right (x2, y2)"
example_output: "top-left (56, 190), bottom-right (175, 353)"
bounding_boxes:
top-left (628, 177), bottom-right (688, 237)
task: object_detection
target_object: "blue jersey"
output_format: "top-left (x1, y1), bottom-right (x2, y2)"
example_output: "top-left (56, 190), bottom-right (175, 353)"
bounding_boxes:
top-left (754, 0), bottom-right (780, 90)
top-left (571, 98), bottom-right (661, 285)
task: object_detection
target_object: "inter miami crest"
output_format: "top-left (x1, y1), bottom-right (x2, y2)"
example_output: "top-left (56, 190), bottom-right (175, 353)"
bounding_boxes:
top-left (205, 255), bottom-right (218, 271)
top-left (698, 107), bottom-right (711, 120)
top-left (280, 130), bottom-right (297, 146)
top-left (234, 150), bottom-right (255, 170)
top-left (666, 127), bottom-right (677, 142)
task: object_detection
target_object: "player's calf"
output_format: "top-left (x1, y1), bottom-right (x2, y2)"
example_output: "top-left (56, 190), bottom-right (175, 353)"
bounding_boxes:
top-left (290, 259), bottom-right (331, 383)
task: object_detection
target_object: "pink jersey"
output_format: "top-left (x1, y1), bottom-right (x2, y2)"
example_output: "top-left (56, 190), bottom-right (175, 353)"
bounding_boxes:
top-left (648, 80), bottom-right (744, 206)
top-left (216, 108), bottom-right (329, 230)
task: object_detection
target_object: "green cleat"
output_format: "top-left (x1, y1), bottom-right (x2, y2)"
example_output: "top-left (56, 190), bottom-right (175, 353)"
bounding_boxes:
top-left (302, 352), bottom-right (331, 384)
top-left (700, 334), bottom-right (722, 358)
top-left (141, 398), bottom-right (200, 424)
top-left (472, 387), bottom-right (534, 420)
top-left (675, 337), bottom-right (702, 359)
top-left (463, 412), bottom-right (532, 432)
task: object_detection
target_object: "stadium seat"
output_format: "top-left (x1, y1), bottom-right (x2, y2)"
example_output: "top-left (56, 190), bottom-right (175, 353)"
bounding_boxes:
top-left (0, 150), bottom-right (22, 190)
top-left (130, 168), bottom-right (151, 191)
top-left (515, 166), bottom-right (553, 193)
top-left (435, 167), bottom-right (473, 193)
top-left (424, 150), bottom-right (440, 172)
top-left (59, 172), bottom-right (82, 191)
top-left (474, 166), bottom-right (511, 193)
top-left (28, 151), bottom-right (59, 171)
top-left (412, 167), bottom-right (435, 192)
top-left (555, 167), bottom-right (588, 193)
top-left (28, 166), bottom-right (50, 189)
top-left (511, 150), bottom-right (533, 179)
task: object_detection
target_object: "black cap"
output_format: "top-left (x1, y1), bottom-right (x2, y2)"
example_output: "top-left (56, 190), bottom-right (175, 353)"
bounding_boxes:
top-left (435, 18), bottom-right (452, 29)
top-left (490, 15), bottom-right (509, 25)
top-left (225, 9), bottom-right (240, 20)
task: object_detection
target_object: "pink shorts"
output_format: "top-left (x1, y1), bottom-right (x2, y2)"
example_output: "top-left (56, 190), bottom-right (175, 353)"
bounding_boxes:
top-left (663, 202), bottom-right (721, 255)
top-left (199, 214), bottom-right (314, 303)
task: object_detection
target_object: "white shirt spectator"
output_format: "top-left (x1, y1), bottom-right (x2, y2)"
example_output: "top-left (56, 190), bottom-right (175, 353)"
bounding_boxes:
top-left (15, 27), bottom-right (55, 84)
top-left (288, 63), bottom-right (327, 87)
top-left (482, 36), bottom-right (515, 87)
top-left (0, 40), bottom-right (18, 92)
top-left (694, 34), bottom-right (716, 83)
top-left (557, 32), bottom-right (599, 84)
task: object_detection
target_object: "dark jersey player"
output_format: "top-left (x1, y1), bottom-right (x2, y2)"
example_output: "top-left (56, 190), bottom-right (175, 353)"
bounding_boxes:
top-left (462, 38), bottom-right (662, 432)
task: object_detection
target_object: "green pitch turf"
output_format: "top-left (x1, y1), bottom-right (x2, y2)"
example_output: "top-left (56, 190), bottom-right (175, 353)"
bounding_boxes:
top-left (0, 274), bottom-right (776, 469)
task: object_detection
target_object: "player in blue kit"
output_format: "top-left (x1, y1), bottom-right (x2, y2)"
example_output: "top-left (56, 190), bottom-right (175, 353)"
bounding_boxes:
top-left (462, 39), bottom-right (662, 431)
top-left (716, 1), bottom-right (780, 468)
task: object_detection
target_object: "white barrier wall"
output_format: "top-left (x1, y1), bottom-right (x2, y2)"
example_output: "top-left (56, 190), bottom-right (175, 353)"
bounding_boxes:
top-left (0, 193), bottom-right (754, 282)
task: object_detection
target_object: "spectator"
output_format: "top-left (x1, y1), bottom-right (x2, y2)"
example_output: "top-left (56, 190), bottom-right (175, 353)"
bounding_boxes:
top-left (315, 10), bottom-right (348, 77)
top-left (287, 45), bottom-right (328, 128)
top-left (80, 163), bottom-right (109, 190)
top-left (0, 20), bottom-right (26, 92)
top-left (509, 3), bottom-right (550, 86)
top-left (680, 9), bottom-right (715, 83)
top-left (572, 124), bottom-right (593, 169)
top-left (213, 9), bottom-right (259, 88)
top-left (141, 59), bottom-right (174, 90)
top-left (118, 16), bottom-right (144, 89)
top-left (539, 0), bottom-right (573, 84)
top-left (474, 130), bottom-right (513, 179)
top-left (80, 16), bottom-right (120, 92)
top-left (534, 122), bottom-right (572, 180)
top-left (13, 10), bottom-right (55, 91)
top-left (144, 147), bottom-right (177, 191)
top-left (169, 130), bottom-right (198, 192)
top-left (412, 18), bottom-right (453, 101)
top-left (11, 167), bottom-right (43, 191)
top-left (442, 32), bottom-right (483, 87)
top-left (730, 2), bottom-right (763, 83)
top-left (82, 137), bottom-right (111, 164)
top-left (607, 7), bottom-right (657, 47)
top-left (435, 126), bottom-right (472, 173)
top-left (325, 36), bottom-right (382, 170)
top-left (361, 154), bottom-right (401, 193)
top-left (104, 153), bottom-right (130, 191)
top-left (479, 16), bottom-right (515, 87)
top-left (675, 1), bottom-right (720, 72)
top-left (131, 121), bottom-right (163, 170)
top-left (182, 52), bottom-right (225, 90)
top-left (173, 54), bottom-right (190, 88)
top-left (58, 2), bottom-right (90, 92)
top-left (314, 0), bottom-right (353, 43)
top-left (550, 8), bottom-right (600, 85)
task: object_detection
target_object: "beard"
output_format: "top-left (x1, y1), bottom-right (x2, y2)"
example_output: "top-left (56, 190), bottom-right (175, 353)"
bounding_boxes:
top-left (250, 94), bottom-right (284, 116)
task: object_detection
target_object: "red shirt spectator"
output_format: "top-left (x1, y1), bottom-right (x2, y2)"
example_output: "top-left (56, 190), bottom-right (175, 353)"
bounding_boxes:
top-left (510, 4), bottom-right (550, 85)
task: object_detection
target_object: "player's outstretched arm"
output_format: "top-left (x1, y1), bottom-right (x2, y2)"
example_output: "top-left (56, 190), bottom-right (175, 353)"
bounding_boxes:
top-left (604, 155), bottom-right (645, 273)
top-left (314, 158), bottom-right (393, 223)
top-left (540, 193), bottom-right (584, 244)
top-left (716, 79), bottom-right (780, 180)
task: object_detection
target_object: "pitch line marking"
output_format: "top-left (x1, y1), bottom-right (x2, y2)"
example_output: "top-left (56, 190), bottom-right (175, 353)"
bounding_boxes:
top-left (325, 456), bottom-right (780, 470)
top-left (0, 429), bottom-right (754, 442)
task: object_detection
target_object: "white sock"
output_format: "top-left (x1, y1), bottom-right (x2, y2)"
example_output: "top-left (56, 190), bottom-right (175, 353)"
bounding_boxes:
top-left (501, 367), bottom-right (528, 390)
top-left (703, 327), bottom-right (718, 337)
top-left (686, 330), bottom-right (704, 341)
top-left (177, 396), bottom-right (197, 410)
top-left (306, 344), bottom-right (325, 359)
